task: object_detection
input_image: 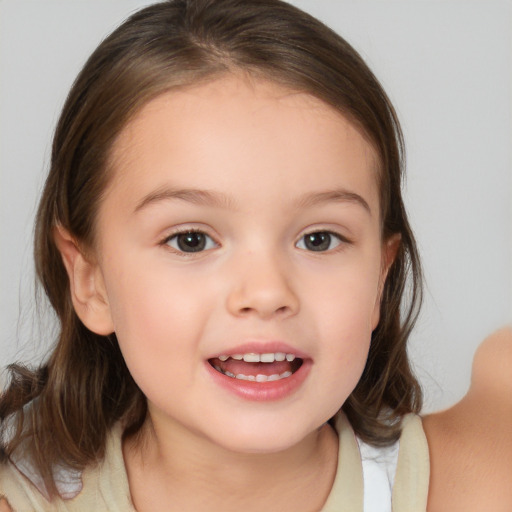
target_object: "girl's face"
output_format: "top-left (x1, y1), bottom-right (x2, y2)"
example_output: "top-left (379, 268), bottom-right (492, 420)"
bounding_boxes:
top-left (91, 75), bottom-right (395, 453)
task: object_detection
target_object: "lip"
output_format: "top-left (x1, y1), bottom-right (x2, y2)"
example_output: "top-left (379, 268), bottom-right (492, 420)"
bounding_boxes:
top-left (206, 341), bottom-right (312, 401)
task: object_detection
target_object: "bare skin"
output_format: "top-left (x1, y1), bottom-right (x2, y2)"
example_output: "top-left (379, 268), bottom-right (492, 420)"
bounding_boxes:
top-left (126, 327), bottom-right (511, 512)
top-left (0, 498), bottom-right (11, 512)
top-left (69, 78), bottom-right (380, 511)
top-left (123, 420), bottom-right (338, 512)
top-left (424, 327), bottom-right (512, 511)
top-left (0, 329), bottom-right (510, 510)
top-left (0, 327), bottom-right (512, 512)
top-left (98, 325), bottom-right (512, 512)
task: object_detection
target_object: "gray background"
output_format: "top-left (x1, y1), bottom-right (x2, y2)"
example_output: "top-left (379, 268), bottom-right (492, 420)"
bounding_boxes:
top-left (1, 0), bottom-right (511, 412)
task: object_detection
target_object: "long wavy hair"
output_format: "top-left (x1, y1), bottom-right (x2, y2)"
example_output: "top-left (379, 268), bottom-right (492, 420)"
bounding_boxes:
top-left (0, 0), bottom-right (422, 497)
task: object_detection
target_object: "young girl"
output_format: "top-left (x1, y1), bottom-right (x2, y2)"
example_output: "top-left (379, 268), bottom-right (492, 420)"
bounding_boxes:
top-left (0, 1), bottom-right (510, 511)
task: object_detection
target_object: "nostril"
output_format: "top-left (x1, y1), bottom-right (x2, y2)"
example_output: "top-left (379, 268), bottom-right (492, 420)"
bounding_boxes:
top-left (227, 282), bottom-right (300, 318)
top-left (238, 305), bottom-right (291, 316)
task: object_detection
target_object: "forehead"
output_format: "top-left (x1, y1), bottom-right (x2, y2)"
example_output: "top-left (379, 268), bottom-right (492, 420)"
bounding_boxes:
top-left (105, 75), bottom-right (379, 214)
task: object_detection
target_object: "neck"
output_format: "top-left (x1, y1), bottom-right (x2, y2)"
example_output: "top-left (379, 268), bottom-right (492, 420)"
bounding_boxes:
top-left (123, 416), bottom-right (338, 512)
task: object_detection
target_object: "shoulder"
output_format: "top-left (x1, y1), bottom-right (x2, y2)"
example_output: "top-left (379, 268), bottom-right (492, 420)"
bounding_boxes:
top-left (423, 327), bottom-right (512, 512)
top-left (470, 326), bottom-right (512, 397)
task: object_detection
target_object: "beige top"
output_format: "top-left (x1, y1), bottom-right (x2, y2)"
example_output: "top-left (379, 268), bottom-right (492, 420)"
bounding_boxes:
top-left (0, 414), bottom-right (429, 511)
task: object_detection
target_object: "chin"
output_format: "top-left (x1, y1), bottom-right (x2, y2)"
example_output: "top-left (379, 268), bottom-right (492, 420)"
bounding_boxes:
top-left (208, 419), bottom-right (322, 456)
top-left (220, 437), bottom-right (300, 455)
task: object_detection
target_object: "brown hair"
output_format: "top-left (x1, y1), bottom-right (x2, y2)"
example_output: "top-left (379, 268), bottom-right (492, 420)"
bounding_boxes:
top-left (0, 0), bottom-right (422, 497)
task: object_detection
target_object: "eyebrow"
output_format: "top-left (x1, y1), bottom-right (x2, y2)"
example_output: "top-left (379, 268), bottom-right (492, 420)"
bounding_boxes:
top-left (134, 186), bottom-right (371, 215)
top-left (134, 187), bottom-right (237, 213)
top-left (295, 189), bottom-right (371, 215)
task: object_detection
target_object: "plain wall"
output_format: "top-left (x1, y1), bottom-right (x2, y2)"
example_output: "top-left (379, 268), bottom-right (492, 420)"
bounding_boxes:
top-left (1, 0), bottom-right (511, 412)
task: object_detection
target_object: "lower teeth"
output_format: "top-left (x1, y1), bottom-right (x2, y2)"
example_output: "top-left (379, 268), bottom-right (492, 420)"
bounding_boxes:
top-left (213, 366), bottom-right (293, 382)
top-left (238, 371), bottom-right (292, 382)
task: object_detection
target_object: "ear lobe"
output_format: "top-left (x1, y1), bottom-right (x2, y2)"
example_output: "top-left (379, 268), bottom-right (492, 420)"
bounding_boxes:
top-left (53, 225), bottom-right (115, 335)
top-left (371, 234), bottom-right (401, 330)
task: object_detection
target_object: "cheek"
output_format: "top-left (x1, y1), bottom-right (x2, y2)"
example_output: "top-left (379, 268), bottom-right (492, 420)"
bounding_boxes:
top-left (309, 251), bottom-right (381, 381)
top-left (313, 254), bottom-right (382, 330)
top-left (320, 303), bottom-right (372, 384)
top-left (317, 298), bottom-right (373, 415)
top-left (101, 260), bottom-right (212, 383)
top-left (105, 257), bottom-right (205, 330)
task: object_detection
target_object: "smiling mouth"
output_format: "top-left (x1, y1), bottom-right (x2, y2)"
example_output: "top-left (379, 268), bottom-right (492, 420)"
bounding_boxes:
top-left (208, 352), bottom-right (303, 382)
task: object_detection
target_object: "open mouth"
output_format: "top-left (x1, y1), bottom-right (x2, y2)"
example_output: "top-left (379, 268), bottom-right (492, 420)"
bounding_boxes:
top-left (208, 352), bottom-right (303, 383)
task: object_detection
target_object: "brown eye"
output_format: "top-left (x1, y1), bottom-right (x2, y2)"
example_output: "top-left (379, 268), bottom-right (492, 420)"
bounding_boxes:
top-left (296, 231), bottom-right (342, 252)
top-left (166, 231), bottom-right (216, 253)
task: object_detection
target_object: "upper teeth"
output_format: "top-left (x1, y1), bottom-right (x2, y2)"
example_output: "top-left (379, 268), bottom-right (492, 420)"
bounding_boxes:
top-left (217, 352), bottom-right (296, 363)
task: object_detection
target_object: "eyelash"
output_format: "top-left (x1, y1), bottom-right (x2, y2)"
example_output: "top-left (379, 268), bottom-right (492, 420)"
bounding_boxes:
top-left (161, 228), bottom-right (218, 255)
top-left (295, 230), bottom-right (351, 253)
top-left (161, 228), bottom-right (352, 255)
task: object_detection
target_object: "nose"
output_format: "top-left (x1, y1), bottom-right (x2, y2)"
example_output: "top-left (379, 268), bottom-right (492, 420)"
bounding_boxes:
top-left (225, 250), bottom-right (300, 320)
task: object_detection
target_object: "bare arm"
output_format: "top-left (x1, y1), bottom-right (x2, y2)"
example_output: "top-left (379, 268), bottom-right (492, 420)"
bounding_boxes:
top-left (423, 327), bottom-right (512, 511)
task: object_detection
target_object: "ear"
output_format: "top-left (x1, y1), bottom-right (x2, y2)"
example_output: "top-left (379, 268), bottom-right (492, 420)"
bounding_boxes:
top-left (53, 225), bottom-right (114, 335)
top-left (371, 233), bottom-right (401, 330)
